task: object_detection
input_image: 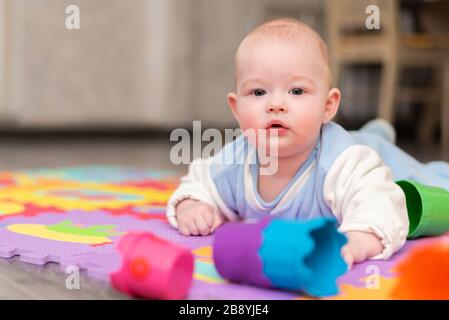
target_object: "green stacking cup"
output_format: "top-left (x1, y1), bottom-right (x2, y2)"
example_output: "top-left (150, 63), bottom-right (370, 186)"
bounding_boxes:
top-left (396, 180), bottom-right (449, 239)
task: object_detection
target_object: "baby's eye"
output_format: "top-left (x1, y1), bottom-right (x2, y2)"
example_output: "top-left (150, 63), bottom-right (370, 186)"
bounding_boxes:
top-left (252, 89), bottom-right (267, 97)
top-left (289, 88), bottom-right (304, 95)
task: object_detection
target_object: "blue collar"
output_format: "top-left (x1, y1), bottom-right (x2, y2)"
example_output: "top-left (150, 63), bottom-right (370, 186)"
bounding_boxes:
top-left (250, 141), bottom-right (320, 209)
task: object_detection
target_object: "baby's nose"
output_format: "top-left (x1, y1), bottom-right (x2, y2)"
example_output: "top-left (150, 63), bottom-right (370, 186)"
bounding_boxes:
top-left (266, 104), bottom-right (288, 113)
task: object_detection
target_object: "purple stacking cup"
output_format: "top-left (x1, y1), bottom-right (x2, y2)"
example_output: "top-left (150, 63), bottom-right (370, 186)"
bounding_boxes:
top-left (213, 217), bottom-right (272, 287)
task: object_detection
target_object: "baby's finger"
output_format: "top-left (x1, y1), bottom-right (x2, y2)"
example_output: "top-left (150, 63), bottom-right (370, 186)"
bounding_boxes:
top-left (185, 218), bottom-right (200, 236)
top-left (211, 210), bottom-right (226, 233)
top-left (193, 215), bottom-right (211, 236)
top-left (176, 214), bottom-right (194, 235)
top-left (178, 223), bottom-right (191, 236)
top-left (200, 209), bottom-right (214, 228)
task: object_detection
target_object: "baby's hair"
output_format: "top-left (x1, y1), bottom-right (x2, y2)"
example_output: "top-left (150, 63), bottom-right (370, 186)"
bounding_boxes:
top-left (243, 17), bottom-right (329, 66)
top-left (233, 17), bottom-right (331, 87)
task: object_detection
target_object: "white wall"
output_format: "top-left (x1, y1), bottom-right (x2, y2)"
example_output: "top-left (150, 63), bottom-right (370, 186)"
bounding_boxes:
top-left (0, 0), bottom-right (8, 122)
top-left (0, 0), bottom-right (324, 130)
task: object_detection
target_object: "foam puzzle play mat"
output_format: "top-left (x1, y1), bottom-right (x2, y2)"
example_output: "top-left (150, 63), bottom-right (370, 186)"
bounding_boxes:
top-left (0, 165), bottom-right (447, 299)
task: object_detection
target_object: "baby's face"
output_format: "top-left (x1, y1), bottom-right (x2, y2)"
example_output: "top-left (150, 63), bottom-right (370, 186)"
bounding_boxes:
top-left (228, 37), bottom-right (339, 158)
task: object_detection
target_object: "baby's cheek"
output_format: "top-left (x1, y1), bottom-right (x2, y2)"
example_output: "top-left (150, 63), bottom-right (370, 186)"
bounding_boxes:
top-left (237, 115), bottom-right (259, 135)
top-left (234, 101), bottom-right (264, 130)
top-left (296, 107), bottom-right (325, 131)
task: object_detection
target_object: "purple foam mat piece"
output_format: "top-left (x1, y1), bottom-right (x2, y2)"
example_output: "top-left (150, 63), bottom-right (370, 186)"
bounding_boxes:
top-left (0, 210), bottom-right (216, 289)
top-left (0, 207), bottom-right (441, 299)
top-left (0, 210), bottom-right (210, 268)
top-left (0, 208), bottom-right (268, 299)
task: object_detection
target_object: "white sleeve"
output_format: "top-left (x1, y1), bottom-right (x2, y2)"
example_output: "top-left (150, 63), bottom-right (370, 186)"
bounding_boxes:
top-left (323, 145), bottom-right (409, 260)
top-left (166, 157), bottom-right (239, 228)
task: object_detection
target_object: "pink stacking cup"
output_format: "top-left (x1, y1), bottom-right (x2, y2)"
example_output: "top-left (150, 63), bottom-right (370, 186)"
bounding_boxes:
top-left (111, 232), bottom-right (194, 300)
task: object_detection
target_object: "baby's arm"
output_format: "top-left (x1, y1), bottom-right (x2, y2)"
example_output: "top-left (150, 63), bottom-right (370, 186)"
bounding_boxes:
top-left (324, 145), bottom-right (409, 268)
top-left (166, 157), bottom-right (235, 236)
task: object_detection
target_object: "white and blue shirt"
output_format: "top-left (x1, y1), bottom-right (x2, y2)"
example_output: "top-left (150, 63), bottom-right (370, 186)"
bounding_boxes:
top-left (167, 121), bottom-right (449, 259)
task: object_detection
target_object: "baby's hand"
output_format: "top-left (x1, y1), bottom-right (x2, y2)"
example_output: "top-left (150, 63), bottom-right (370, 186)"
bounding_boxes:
top-left (341, 231), bottom-right (384, 269)
top-left (175, 199), bottom-right (226, 236)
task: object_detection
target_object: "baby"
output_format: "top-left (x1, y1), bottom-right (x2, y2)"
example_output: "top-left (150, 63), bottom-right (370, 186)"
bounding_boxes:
top-left (166, 18), bottom-right (449, 268)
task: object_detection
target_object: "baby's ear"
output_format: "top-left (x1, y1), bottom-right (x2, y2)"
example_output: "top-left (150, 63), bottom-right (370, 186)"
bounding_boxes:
top-left (323, 88), bottom-right (341, 123)
top-left (227, 92), bottom-right (238, 120)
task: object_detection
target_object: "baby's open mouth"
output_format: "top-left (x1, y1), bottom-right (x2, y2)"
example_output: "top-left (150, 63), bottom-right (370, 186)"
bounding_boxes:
top-left (266, 120), bottom-right (288, 129)
top-left (266, 120), bottom-right (289, 135)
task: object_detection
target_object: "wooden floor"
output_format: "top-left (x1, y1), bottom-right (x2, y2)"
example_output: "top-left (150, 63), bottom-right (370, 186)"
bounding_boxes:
top-left (0, 256), bottom-right (128, 299)
top-left (0, 133), bottom-right (445, 299)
